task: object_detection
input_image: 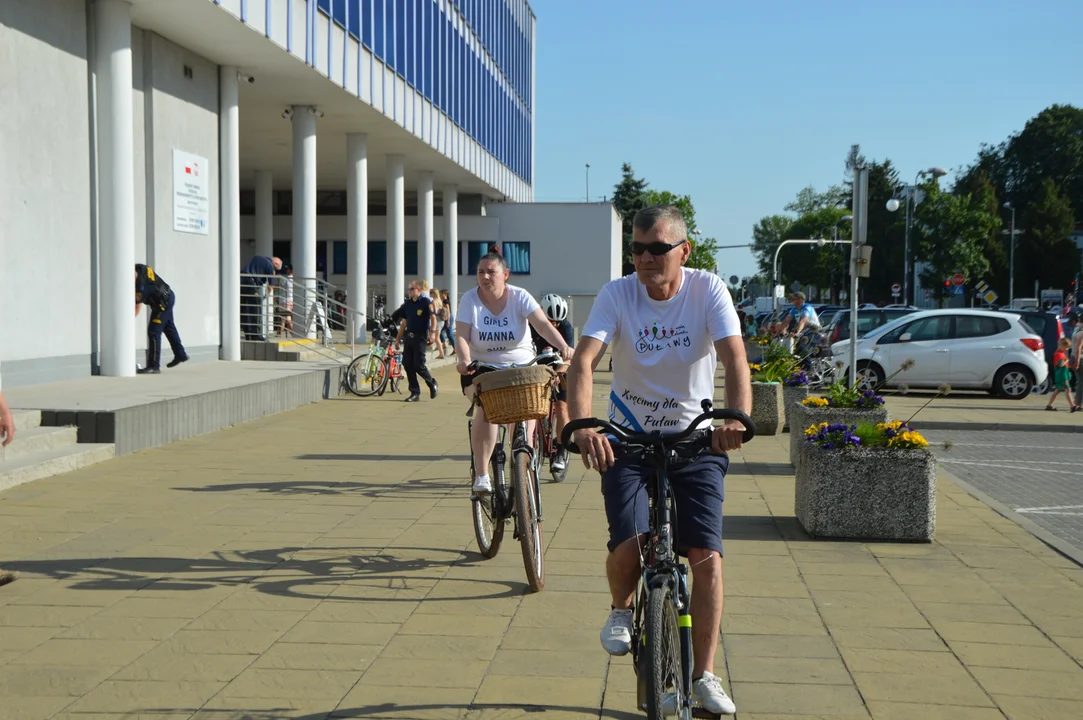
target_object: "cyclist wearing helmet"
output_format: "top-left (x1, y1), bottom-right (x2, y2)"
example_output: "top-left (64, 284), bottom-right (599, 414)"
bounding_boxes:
top-left (532, 293), bottom-right (576, 474)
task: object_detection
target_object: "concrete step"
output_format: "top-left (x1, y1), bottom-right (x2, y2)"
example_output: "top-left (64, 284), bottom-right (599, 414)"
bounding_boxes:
top-left (0, 443), bottom-right (115, 493)
top-left (0, 425), bottom-right (79, 462)
top-left (11, 410), bottom-right (42, 432)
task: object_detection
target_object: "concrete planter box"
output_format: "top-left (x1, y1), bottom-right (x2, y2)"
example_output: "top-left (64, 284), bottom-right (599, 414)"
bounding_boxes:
top-left (782, 385), bottom-right (809, 432)
top-left (750, 382), bottom-right (784, 436)
top-left (795, 445), bottom-right (937, 542)
top-left (789, 404), bottom-right (891, 467)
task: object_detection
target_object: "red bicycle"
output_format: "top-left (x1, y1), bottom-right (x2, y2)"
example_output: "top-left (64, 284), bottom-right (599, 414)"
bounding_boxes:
top-left (371, 344), bottom-right (404, 396)
top-left (532, 369), bottom-right (570, 482)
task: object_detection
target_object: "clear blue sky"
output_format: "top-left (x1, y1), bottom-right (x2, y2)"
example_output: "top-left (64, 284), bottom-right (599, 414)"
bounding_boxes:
top-left (532, 0), bottom-right (1083, 280)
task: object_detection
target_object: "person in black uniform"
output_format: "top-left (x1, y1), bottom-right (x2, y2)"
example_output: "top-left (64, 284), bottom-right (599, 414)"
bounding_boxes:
top-left (135, 263), bottom-right (188, 374)
top-left (394, 281), bottom-right (439, 402)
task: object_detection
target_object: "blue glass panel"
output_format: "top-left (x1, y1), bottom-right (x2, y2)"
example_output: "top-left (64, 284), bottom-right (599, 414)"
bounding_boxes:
top-left (405, 0), bottom-right (414, 85)
top-left (435, 241), bottom-right (445, 276)
top-left (503, 242), bottom-right (530, 274)
top-left (369, 241), bottom-right (387, 275)
top-left (332, 0), bottom-right (346, 26)
top-left (318, 0), bottom-right (331, 15)
top-left (333, 241), bottom-right (348, 274)
top-left (348, 0), bottom-right (361, 38)
top-left (362, 0), bottom-right (372, 47)
top-left (374, 0), bottom-right (385, 59)
top-left (423, 0), bottom-right (432, 98)
top-left (406, 241), bottom-right (418, 275)
top-left (395, 0), bottom-right (406, 77)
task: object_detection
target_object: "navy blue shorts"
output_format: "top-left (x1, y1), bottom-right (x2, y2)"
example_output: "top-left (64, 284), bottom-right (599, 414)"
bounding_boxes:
top-left (601, 452), bottom-right (729, 556)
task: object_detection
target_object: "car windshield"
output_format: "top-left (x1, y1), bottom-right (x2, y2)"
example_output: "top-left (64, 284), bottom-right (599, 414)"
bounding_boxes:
top-left (861, 314), bottom-right (914, 340)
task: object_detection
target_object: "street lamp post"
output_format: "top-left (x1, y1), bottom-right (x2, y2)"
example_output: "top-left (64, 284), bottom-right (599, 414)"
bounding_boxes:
top-left (832, 215), bottom-right (853, 302)
top-left (1003, 202), bottom-right (1017, 306)
top-left (585, 163), bottom-right (590, 203)
top-left (772, 238), bottom-right (852, 312)
top-left (888, 166), bottom-right (947, 306)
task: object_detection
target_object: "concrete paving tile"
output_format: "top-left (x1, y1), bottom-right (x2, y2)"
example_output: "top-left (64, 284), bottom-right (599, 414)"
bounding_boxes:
top-left (358, 657), bottom-right (489, 688)
top-left (158, 629), bottom-right (285, 655)
top-left (0, 625), bottom-right (61, 651)
top-left (829, 627), bottom-right (949, 652)
top-left (722, 634), bottom-right (841, 659)
top-left (473, 675), bottom-right (604, 709)
top-left (399, 612), bottom-right (511, 637)
top-left (305, 599), bottom-right (421, 624)
top-left (335, 685), bottom-right (476, 717)
top-left (723, 596), bottom-right (820, 617)
top-left (936, 621), bottom-right (1054, 647)
top-left (896, 582), bottom-right (1005, 604)
top-left (414, 596), bottom-right (522, 618)
top-left (852, 671), bottom-right (995, 706)
top-left (993, 694), bottom-right (1083, 720)
top-left (800, 575), bottom-right (901, 593)
top-left (221, 667), bottom-right (361, 699)
top-left (0, 696), bottom-right (76, 720)
top-left (950, 641), bottom-right (1080, 672)
top-left (723, 580), bottom-right (811, 599)
top-left (58, 615), bottom-right (191, 641)
top-left (111, 651), bottom-right (255, 681)
top-left (60, 680), bottom-right (227, 713)
top-left (498, 627), bottom-right (602, 652)
top-left (487, 648), bottom-right (609, 679)
top-left (278, 620), bottom-right (400, 646)
top-left (865, 701), bottom-right (1006, 720)
top-left (838, 647), bottom-right (969, 674)
top-left (728, 682), bottom-right (867, 715)
top-left (720, 613), bottom-right (828, 636)
top-left (810, 589), bottom-right (913, 609)
top-left (728, 656), bottom-right (853, 685)
top-left (797, 562), bottom-right (892, 577)
top-left (971, 666), bottom-right (1083, 701)
top-left (184, 608), bottom-right (307, 633)
top-left (213, 590), bottom-right (323, 612)
top-left (0, 662), bottom-right (117, 696)
top-left (11, 638), bottom-right (156, 667)
top-left (1052, 635), bottom-right (1083, 663)
top-left (93, 596), bottom-right (225, 619)
top-left (0, 603), bottom-right (102, 627)
top-left (380, 634), bottom-right (501, 661)
top-left (251, 643), bottom-right (380, 671)
top-left (817, 604), bottom-right (930, 629)
top-left (7, 587), bottom-right (134, 608)
top-left (916, 601), bottom-right (1030, 626)
top-left (1029, 614), bottom-right (1083, 638)
top-left (192, 701), bottom-right (333, 720)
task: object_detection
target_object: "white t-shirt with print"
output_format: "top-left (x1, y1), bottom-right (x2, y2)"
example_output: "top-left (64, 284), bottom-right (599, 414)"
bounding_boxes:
top-left (456, 284), bottom-right (541, 365)
top-left (583, 268), bottom-right (742, 432)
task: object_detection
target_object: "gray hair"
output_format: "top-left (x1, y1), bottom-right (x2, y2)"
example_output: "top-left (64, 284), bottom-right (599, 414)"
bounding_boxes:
top-left (633, 205), bottom-right (688, 244)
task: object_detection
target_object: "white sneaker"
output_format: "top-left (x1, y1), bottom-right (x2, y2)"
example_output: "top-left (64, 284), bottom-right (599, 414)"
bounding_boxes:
top-left (600, 608), bottom-right (633, 656)
top-left (692, 671), bottom-right (736, 715)
top-left (551, 450), bottom-right (567, 474)
top-left (472, 474), bottom-right (492, 496)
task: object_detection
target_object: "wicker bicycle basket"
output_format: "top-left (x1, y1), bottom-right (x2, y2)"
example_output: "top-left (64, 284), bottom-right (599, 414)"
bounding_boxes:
top-left (472, 365), bottom-right (555, 424)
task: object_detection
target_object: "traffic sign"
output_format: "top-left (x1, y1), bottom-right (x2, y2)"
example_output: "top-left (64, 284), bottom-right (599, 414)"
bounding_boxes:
top-left (952, 273), bottom-right (966, 287)
top-left (951, 284), bottom-right (964, 297)
top-left (984, 290), bottom-right (998, 304)
top-left (729, 275), bottom-right (739, 285)
top-left (976, 280), bottom-right (988, 293)
top-left (891, 283), bottom-right (901, 296)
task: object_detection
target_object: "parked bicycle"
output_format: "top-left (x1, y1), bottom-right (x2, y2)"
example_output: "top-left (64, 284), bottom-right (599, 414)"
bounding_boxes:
top-left (346, 319), bottom-right (404, 397)
top-left (561, 401), bottom-right (755, 720)
top-left (467, 348), bottom-right (563, 593)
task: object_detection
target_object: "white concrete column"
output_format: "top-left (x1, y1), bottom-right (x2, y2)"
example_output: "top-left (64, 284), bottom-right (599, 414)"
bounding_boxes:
top-left (291, 105), bottom-right (319, 338)
top-left (418, 172), bottom-right (435, 290)
top-left (95, 0), bottom-right (136, 377)
top-left (386, 154), bottom-right (406, 311)
top-left (254, 170), bottom-right (274, 260)
top-left (444, 184), bottom-right (459, 315)
top-left (346, 133), bottom-right (368, 343)
top-left (219, 66), bottom-right (241, 362)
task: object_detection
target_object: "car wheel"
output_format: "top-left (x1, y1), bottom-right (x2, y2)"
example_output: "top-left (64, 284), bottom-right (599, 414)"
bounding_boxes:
top-left (855, 361), bottom-right (884, 392)
top-left (1034, 375), bottom-right (1050, 395)
top-left (994, 365), bottom-right (1034, 400)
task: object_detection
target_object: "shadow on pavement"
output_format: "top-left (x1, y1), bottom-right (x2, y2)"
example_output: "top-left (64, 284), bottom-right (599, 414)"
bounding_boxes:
top-left (6, 545), bottom-right (527, 602)
top-left (165, 703), bottom-right (640, 719)
top-left (731, 462), bottom-right (794, 476)
top-left (298, 453), bottom-right (473, 462)
top-left (173, 476), bottom-right (470, 500)
top-left (723, 515), bottom-right (808, 542)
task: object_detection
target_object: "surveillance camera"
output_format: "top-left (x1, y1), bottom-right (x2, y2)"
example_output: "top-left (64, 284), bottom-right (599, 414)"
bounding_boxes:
top-left (281, 108), bottom-right (292, 119)
top-left (244, 75), bottom-right (255, 84)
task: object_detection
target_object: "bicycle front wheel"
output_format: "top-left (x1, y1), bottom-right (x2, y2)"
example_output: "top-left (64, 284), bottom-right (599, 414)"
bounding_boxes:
top-left (645, 585), bottom-right (686, 719)
top-left (472, 445), bottom-right (506, 559)
top-left (513, 448), bottom-right (545, 592)
top-left (345, 352), bottom-right (384, 397)
top-left (372, 358), bottom-right (391, 396)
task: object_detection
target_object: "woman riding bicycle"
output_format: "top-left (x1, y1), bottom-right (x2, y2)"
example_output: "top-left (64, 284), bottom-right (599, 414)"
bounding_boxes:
top-left (455, 252), bottom-right (573, 496)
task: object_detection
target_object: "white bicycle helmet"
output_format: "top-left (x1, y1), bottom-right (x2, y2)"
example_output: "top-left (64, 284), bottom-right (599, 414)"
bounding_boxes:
top-left (540, 293), bottom-right (569, 322)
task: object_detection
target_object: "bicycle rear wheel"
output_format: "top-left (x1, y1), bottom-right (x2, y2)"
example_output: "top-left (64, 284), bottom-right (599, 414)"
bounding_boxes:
top-left (472, 441), bottom-right (506, 559)
top-left (645, 585), bottom-right (686, 719)
top-left (513, 447), bottom-right (545, 592)
top-left (346, 352), bottom-right (384, 397)
top-left (372, 358), bottom-right (391, 396)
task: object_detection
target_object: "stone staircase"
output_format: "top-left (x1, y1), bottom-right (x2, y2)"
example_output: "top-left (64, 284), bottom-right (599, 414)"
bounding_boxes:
top-left (0, 410), bottom-right (115, 492)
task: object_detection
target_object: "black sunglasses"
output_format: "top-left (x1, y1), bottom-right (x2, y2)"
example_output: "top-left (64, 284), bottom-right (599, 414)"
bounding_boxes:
top-left (631, 240), bottom-right (687, 256)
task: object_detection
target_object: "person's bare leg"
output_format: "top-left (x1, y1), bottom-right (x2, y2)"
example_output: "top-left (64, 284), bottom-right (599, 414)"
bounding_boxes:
top-left (469, 400), bottom-right (499, 479)
top-left (607, 535), bottom-right (645, 609)
top-left (687, 547), bottom-right (724, 678)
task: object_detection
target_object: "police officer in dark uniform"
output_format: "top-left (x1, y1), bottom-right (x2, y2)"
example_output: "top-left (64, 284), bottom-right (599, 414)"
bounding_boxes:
top-left (135, 263), bottom-right (188, 374)
top-left (394, 281), bottom-right (439, 402)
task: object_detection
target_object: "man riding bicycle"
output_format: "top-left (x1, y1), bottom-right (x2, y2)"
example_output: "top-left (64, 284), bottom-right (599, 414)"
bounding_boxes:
top-left (530, 293), bottom-right (575, 474)
top-left (566, 205), bottom-right (750, 716)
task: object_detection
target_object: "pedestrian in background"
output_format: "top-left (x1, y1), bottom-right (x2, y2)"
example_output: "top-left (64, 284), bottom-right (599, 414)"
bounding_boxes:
top-left (1046, 338), bottom-right (1080, 412)
top-left (394, 281), bottom-right (439, 402)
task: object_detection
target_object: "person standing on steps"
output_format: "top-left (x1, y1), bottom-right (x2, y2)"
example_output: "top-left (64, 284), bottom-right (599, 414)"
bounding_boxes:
top-left (241, 255), bottom-right (283, 341)
top-left (395, 281), bottom-right (439, 402)
top-left (135, 264), bottom-right (188, 374)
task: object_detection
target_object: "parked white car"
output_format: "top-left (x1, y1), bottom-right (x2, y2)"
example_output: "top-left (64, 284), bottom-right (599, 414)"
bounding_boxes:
top-left (831, 309), bottom-right (1048, 399)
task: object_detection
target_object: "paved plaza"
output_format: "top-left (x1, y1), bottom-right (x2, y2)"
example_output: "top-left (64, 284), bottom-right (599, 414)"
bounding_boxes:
top-left (1, 365), bottom-right (1082, 719)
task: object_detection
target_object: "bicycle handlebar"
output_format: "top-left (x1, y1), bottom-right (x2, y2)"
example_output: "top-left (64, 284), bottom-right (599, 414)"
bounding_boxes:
top-left (559, 400), bottom-right (755, 454)
top-left (466, 348), bottom-right (563, 373)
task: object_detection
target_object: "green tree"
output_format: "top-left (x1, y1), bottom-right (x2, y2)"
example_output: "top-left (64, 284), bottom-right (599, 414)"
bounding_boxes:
top-left (641, 189), bottom-right (719, 271)
top-left (953, 169), bottom-right (1008, 296)
top-left (1019, 177), bottom-right (1078, 296)
top-left (846, 159), bottom-right (906, 304)
top-left (610, 163), bottom-right (650, 266)
top-left (751, 215), bottom-right (794, 276)
top-left (913, 181), bottom-right (1001, 304)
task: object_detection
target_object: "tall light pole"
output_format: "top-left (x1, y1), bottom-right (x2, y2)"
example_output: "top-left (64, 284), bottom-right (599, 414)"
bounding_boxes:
top-left (1003, 202), bottom-right (1019, 306)
top-left (772, 238), bottom-right (851, 312)
top-left (832, 215), bottom-right (853, 303)
top-left (888, 166), bottom-right (947, 306)
top-left (585, 163), bottom-right (590, 203)
top-left (850, 166), bottom-right (869, 388)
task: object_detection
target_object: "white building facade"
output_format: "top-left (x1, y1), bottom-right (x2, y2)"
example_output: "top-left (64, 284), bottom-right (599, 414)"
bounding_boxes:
top-left (1, 0), bottom-right (621, 389)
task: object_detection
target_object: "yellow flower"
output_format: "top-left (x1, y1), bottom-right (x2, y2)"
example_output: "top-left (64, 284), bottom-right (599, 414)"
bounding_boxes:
top-left (801, 397), bottom-right (829, 407)
top-left (876, 421), bottom-right (904, 431)
top-left (888, 430), bottom-right (928, 449)
top-left (749, 363), bottom-right (762, 371)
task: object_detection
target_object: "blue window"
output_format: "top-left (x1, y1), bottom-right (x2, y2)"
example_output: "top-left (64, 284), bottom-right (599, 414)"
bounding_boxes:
top-left (459, 32), bottom-right (466, 128)
top-left (369, 241), bottom-right (387, 274)
top-left (466, 241), bottom-right (530, 275)
top-left (333, 241), bottom-right (348, 274)
top-left (374, 0), bottom-right (385, 59)
top-left (362, 0), bottom-right (373, 47)
top-left (405, 0), bottom-right (414, 85)
top-left (405, 241), bottom-right (446, 276)
top-left (348, 0), bottom-right (361, 38)
top-left (332, 0), bottom-right (347, 26)
top-left (423, 1), bottom-right (432, 98)
top-left (395, 0), bottom-right (406, 77)
top-left (318, 0), bottom-right (331, 15)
